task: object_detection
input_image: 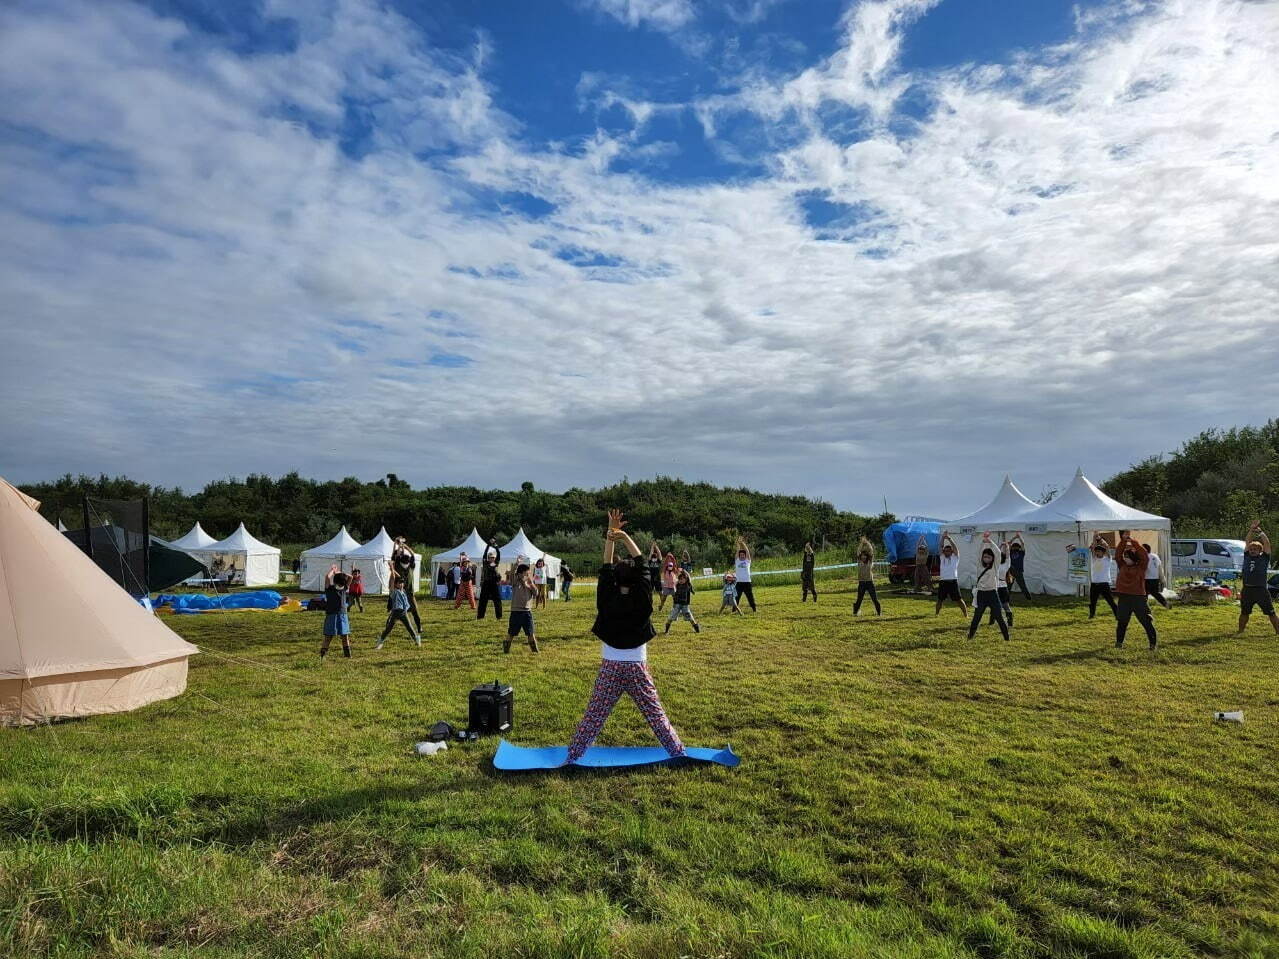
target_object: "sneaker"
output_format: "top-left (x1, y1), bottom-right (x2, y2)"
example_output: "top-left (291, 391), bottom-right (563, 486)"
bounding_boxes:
top-left (414, 636), bottom-right (422, 646)
top-left (1115, 640), bottom-right (1124, 648)
top-left (664, 624), bottom-right (671, 634)
top-left (375, 642), bottom-right (384, 650)
top-left (529, 638), bottom-right (539, 653)
top-left (693, 623), bottom-right (701, 633)
top-left (502, 639), bottom-right (511, 654)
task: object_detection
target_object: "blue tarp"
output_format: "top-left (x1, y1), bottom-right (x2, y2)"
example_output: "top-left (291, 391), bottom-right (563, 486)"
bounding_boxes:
top-left (882, 521), bottom-right (941, 564)
top-left (154, 590), bottom-right (285, 613)
top-left (492, 739), bottom-right (740, 771)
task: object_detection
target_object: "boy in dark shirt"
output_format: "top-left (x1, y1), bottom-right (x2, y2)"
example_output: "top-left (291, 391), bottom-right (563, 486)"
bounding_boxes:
top-left (1239, 521), bottom-right (1279, 635)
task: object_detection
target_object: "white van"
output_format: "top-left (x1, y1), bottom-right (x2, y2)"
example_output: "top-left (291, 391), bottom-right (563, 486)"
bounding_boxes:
top-left (1170, 539), bottom-right (1246, 575)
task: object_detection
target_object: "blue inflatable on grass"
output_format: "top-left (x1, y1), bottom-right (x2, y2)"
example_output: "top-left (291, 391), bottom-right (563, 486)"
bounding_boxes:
top-left (492, 739), bottom-right (740, 771)
top-left (154, 591), bottom-right (284, 613)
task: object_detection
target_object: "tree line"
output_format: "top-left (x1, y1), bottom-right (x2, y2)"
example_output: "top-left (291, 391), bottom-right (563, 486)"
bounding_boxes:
top-left (20, 472), bottom-right (893, 565)
top-left (1101, 420), bottom-right (1279, 537)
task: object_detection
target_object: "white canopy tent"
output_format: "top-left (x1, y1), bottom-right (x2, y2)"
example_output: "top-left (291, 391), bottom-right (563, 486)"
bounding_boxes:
top-left (940, 476), bottom-right (1039, 588)
top-left (498, 528), bottom-right (563, 598)
top-left (194, 523), bottom-right (281, 587)
top-left (2, 477), bottom-right (198, 726)
top-left (171, 522), bottom-right (217, 551)
top-left (299, 526), bottom-right (362, 591)
top-left (346, 527), bottom-right (421, 595)
top-left (429, 528), bottom-right (490, 592)
top-left (170, 522), bottom-right (218, 583)
top-left (943, 470), bottom-right (1171, 595)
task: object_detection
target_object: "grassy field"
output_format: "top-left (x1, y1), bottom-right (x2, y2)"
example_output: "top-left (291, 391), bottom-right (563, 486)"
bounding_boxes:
top-left (3, 576), bottom-right (1279, 958)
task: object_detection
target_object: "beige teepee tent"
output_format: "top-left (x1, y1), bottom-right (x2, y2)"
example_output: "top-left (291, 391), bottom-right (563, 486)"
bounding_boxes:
top-left (1, 478), bottom-right (199, 726)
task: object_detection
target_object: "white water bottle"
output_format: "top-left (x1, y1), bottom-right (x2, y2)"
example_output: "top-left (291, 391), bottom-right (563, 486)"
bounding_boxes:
top-left (1214, 710), bottom-right (1244, 723)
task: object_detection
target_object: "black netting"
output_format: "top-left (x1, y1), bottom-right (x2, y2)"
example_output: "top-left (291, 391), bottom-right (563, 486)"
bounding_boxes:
top-left (73, 496), bottom-right (149, 596)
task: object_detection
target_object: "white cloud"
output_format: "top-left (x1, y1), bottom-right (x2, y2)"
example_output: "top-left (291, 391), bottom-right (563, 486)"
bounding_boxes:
top-left (1, 0), bottom-right (1278, 517)
top-left (578, 0), bottom-right (696, 31)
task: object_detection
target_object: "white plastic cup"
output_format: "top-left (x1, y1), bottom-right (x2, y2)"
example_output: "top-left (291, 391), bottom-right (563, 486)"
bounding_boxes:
top-left (1214, 710), bottom-right (1244, 724)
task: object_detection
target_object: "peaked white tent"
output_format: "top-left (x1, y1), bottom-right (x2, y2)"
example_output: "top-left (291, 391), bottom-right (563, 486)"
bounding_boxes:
top-left (197, 523), bottom-right (281, 587)
top-left (171, 522), bottom-right (217, 551)
top-left (299, 526), bottom-right (363, 591)
top-left (346, 527), bottom-right (420, 595)
top-left (1, 477), bottom-right (198, 726)
top-left (429, 528), bottom-right (489, 592)
top-left (170, 522), bottom-right (218, 583)
top-left (1015, 468), bottom-right (1171, 596)
top-left (498, 528), bottom-right (563, 599)
top-left (941, 476), bottom-right (1040, 588)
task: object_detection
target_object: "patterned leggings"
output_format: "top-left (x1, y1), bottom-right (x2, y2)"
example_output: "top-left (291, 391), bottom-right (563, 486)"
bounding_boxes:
top-left (567, 661), bottom-right (685, 762)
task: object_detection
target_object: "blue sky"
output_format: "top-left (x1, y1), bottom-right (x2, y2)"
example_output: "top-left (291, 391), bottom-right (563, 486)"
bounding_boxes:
top-left (1, 0), bottom-right (1277, 517)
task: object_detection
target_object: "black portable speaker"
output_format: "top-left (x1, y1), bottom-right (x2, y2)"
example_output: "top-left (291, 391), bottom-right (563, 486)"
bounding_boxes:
top-left (468, 680), bottom-right (513, 735)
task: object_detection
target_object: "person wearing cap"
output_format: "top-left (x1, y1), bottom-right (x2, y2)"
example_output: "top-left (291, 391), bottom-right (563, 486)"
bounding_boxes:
top-left (1239, 521), bottom-right (1279, 635)
top-left (477, 540), bottom-right (503, 620)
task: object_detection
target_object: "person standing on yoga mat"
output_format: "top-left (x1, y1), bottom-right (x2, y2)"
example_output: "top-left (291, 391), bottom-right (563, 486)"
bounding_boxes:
top-left (1113, 535), bottom-right (1157, 649)
top-left (734, 537), bottom-right (757, 612)
top-left (935, 534), bottom-right (967, 617)
top-left (1142, 543), bottom-right (1169, 609)
top-left (801, 542), bottom-right (817, 603)
top-left (968, 534), bottom-right (1010, 641)
top-left (1080, 534), bottom-right (1117, 619)
top-left (566, 510), bottom-right (685, 763)
top-left (853, 538), bottom-right (881, 616)
top-left (1007, 534), bottom-right (1032, 601)
top-left (477, 542), bottom-right (502, 620)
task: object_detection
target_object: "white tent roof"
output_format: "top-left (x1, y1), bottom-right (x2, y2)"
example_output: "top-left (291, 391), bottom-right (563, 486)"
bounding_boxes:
top-left (347, 527), bottom-right (396, 559)
top-left (1020, 468), bottom-right (1169, 529)
top-left (171, 522), bottom-right (218, 550)
top-left (500, 527), bottom-right (551, 562)
top-left (301, 526), bottom-right (361, 558)
top-left (1, 477), bottom-right (198, 725)
top-left (943, 475), bottom-right (1039, 529)
top-left (431, 528), bottom-right (489, 564)
top-left (205, 522), bottom-right (280, 555)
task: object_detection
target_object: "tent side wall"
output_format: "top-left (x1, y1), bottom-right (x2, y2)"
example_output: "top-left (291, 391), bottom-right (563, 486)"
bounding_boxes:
top-left (244, 552), bottom-right (280, 587)
top-left (357, 555), bottom-right (421, 595)
top-left (1, 657), bottom-right (189, 727)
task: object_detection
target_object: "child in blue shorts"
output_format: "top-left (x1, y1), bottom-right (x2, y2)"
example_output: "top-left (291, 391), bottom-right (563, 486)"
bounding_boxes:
top-left (320, 565), bottom-right (351, 659)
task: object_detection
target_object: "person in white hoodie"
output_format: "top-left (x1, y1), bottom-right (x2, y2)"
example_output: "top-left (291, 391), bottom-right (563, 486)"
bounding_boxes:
top-left (934, 533), bottom-right (968, 617)
top-left (968, 534), bottom-right (1010, 640)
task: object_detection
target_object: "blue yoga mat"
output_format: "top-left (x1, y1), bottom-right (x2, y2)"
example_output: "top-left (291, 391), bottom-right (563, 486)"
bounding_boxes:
top-left (492, 739), bottom-right (740, 771)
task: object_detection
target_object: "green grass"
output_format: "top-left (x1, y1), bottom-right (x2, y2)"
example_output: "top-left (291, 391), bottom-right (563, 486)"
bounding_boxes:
top-left (4, 576), bottom-right (1279, 958)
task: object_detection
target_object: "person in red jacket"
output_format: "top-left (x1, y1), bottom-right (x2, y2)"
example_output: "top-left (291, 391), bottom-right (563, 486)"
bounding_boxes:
top-left (1113, 533), bottom-right (1157, 649)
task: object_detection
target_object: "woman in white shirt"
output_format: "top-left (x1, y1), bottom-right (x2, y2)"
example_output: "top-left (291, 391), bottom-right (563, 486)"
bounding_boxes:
top-left (1143, 543), bottom-right (1170, 609)
top-left (967, 533), bottom-right (1009, 640)
top-left (1083, 534), bottom-right (1118, 619)
top-left (934, 533), bottom-right (968, 617)
top-left (733, 537), bottom-right (756, 612)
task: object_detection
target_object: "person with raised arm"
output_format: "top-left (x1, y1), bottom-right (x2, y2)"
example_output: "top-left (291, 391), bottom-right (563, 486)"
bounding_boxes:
top-left (319, 565), bottom-right (352, 660)
top-left (647, 543), bottom-right (663, 595)
top-left (935, 533), bottom-right (967, 617)
top-left (477, 541), bottom-right (502, 620)
top-left (1239, 521), bottom-right (1279, 635)
top-left (853, 537), bottom-right (881, 616)
top-left (913, 536), bottom-right (931, 593)
top-left (801, 542), bottom-right (817, 603)
top-left (1112, 534), bottom-right (1156, 648)
top-left (968, 533), bottom-right (1009, 641)
top-left (1079, 533), bottom-right (1117, 619)
top-left (986, 540), bottom-right (1014, 629)
top-left (389, 536), bottom-right (421, 633)
top-left (565, 510), bottom-right (686, 764)
top-left (658, 551), bottom-right (678, 612)
top-left (1007, 533), bottom-right (1032, 601)
top-left (734, 536), bottom-right (757, 612)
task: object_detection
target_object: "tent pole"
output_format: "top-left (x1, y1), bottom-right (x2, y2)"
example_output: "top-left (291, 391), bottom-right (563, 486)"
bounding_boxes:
top-left (142, 496), bottom-right (151, 595)
top-left (81, 495), bottom-right (93, 561)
